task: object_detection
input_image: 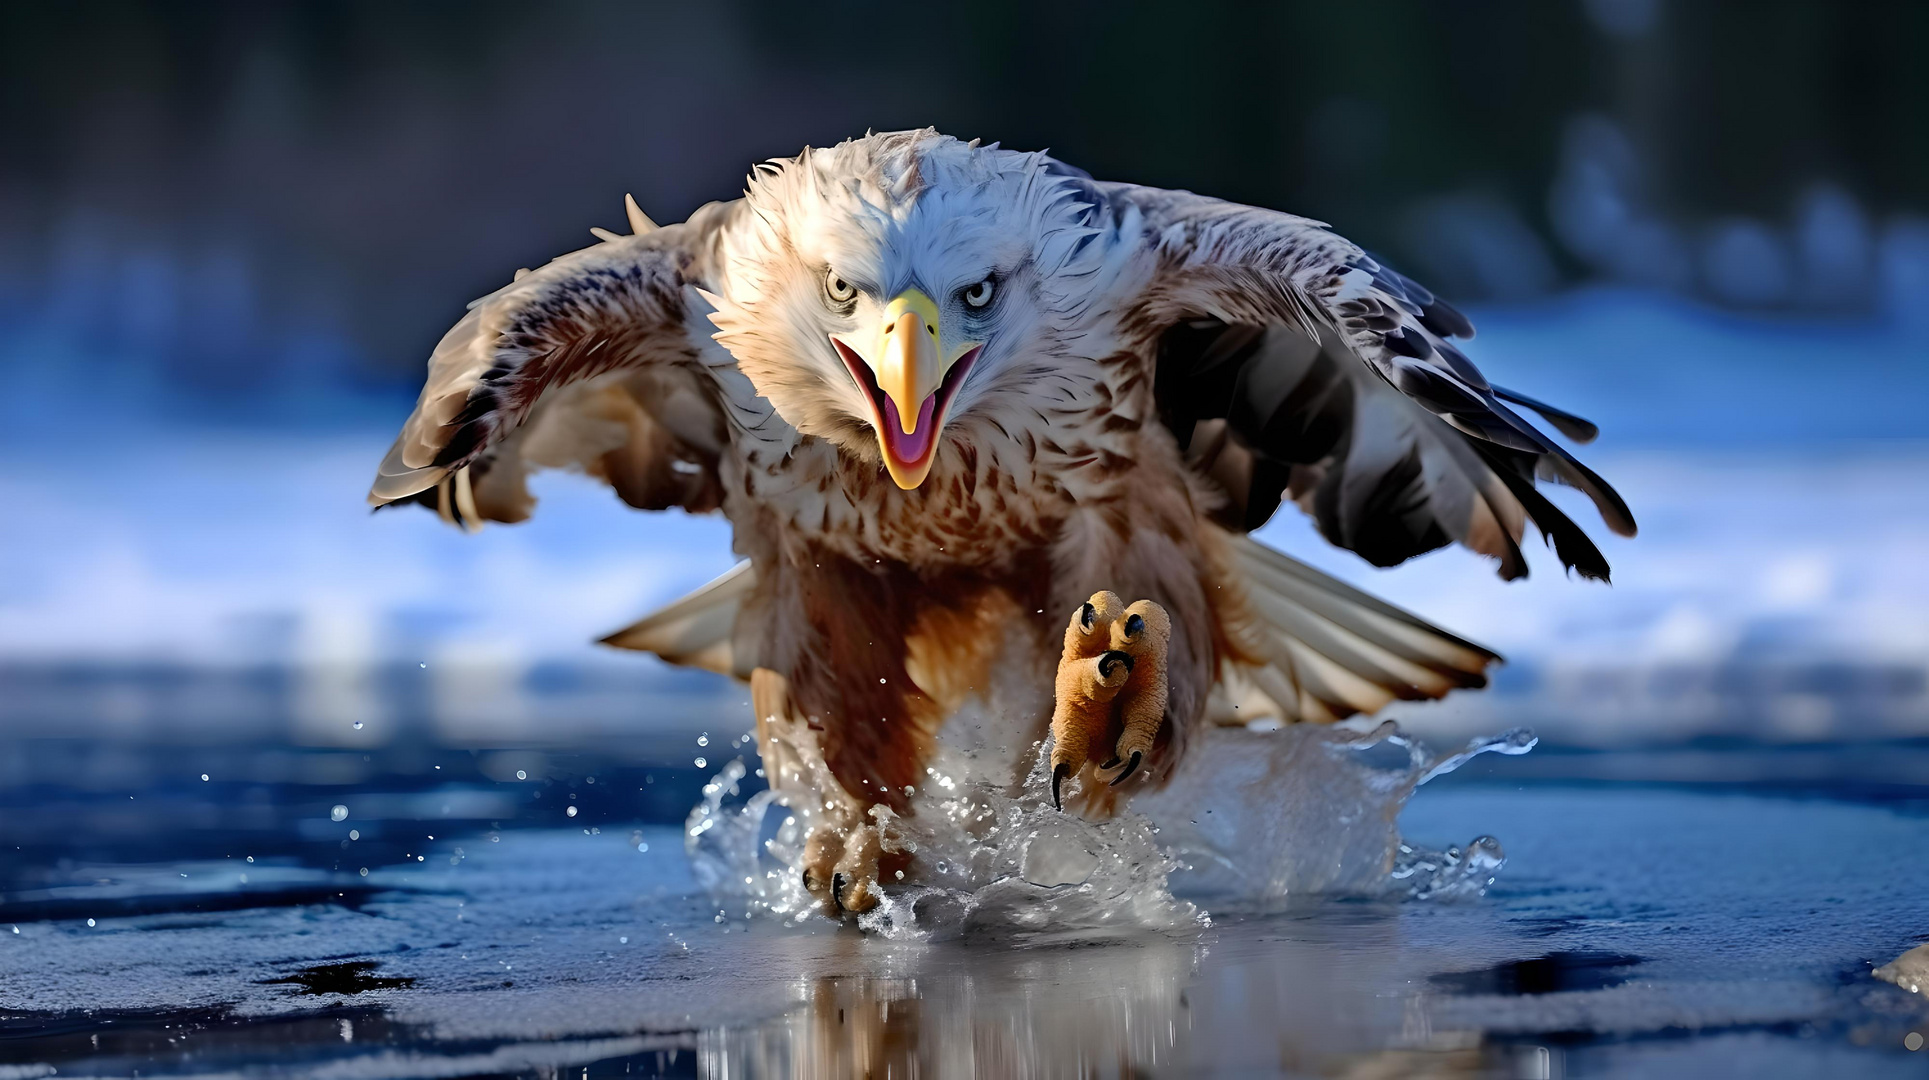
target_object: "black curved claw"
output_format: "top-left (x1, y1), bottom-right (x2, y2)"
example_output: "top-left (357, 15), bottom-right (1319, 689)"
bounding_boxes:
top-left (1051, 762), bottom-right (1069, 810)
top-left (1097, 650), bottom-right (1135, 678)
top-left (831, 872), bottom-right (846, 911)
top-left (1100, 756), bottom-right (1120, 770)
top-left (1109, 751), bottom-right (1142, 786)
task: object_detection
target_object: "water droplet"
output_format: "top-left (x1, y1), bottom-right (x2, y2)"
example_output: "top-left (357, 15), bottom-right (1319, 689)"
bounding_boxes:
top-left (697, 735), bottom-right (709, 747)
top-left (637, 842), bottom-right (649, 853)
top-left (86, 918), bottom-right (96, 927)
top-left (348, 830), bottom-right (359, 841)
top-left (352, 721), bottom-right (364, 730)
top-left (516, 770), bottom-right (527, 780)
top-left (330, 805), bottom-right (348, 822)
top-left (419, 662), bottom-right (427, 668)
top-left (200, 774), bottom-right (210, 782)
top-left (245, 855), bottom-right (254, 863)
top-left (566, 806), bottom-right (578, 818)
top-left (359, 867), bottom-right (369, 876)
top-left (694, 757), bottom-right (707, 769)
top-left (619, 936), bottom-right (629, 944)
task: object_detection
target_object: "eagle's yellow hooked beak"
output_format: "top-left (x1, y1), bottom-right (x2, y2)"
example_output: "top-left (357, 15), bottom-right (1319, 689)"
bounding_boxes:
top-left (832, 288), bottom-right (982, 490)
top-left (878, 290), bottom-right (942, 444)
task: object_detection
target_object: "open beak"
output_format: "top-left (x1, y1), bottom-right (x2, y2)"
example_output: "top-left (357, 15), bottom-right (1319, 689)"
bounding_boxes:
top-left (831, 288), bottom-right (982, 489)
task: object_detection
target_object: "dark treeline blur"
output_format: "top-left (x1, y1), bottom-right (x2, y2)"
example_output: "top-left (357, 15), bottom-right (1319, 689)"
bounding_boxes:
top-left (2, 0), bottom-right (1924, 406)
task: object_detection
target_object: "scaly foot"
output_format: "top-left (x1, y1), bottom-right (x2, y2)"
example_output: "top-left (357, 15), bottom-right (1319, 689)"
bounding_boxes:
top-left (1047, 592), bottom-right (1172, 809)
top-left (801, 819), bottom-right (885, 917)
top-left (1100, 599), bottom-right (1172, 785)
top-left (800, 823), bottom-right (843, 910)
top-left (757, 666), bottom-right (889, 919)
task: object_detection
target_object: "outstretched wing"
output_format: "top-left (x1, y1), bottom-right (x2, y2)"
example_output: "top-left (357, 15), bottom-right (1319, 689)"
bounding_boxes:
top-left (368, 199), bottom-right (742, 528)
top-left (1108, 183), bottom-right (1634, 581)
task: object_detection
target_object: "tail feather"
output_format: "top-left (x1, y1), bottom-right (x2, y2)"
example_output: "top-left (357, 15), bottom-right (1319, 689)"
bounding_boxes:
top-left (599, 560), bottom-right (756, 677)
top-left (1213, 534), bottom-right (1499, 724)
top-left (1242, 584), bottom-right (1457, 700)
top-left (1242, 662), bottom-right (1344, 726)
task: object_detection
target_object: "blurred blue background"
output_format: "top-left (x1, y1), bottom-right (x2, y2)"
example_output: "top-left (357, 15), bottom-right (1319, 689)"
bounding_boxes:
top-left (3, 0), bottom-right (1927, 766)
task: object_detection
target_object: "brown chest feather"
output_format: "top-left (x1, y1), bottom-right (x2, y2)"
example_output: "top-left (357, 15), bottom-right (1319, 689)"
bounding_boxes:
top-left (783, 553), bottom-right (1053, 811)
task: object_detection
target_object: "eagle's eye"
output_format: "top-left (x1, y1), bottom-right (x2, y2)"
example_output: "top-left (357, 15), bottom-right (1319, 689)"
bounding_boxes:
top-left (824, 270), bottom-right (857, 307)
top-left (962, 277), bottom-right (995, 309)
top-left (1124, 613), bottom-right (1145, 638)
top-left (1079, 602), bottom-right (1096, 630)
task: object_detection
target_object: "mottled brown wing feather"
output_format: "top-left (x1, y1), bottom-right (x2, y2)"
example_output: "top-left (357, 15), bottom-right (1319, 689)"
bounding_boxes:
top-left (368, 209), bottom-right (733, 527)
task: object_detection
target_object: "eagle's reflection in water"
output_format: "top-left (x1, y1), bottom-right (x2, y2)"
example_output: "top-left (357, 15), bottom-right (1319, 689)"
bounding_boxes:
top-left (694, 915), bottom-right (1526, 1078)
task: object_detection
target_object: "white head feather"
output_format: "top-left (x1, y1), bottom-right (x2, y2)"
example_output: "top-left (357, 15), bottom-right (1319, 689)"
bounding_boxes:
top-left (706, 129), bottom-right (1120, 469)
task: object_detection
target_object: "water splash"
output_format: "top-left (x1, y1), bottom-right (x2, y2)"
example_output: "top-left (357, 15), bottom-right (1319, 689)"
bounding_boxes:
top-left (686, 718), bottom-right (1534, 938)
top-left (684, 750), bottom-right (1199, 941)
top-left (1138, 720), bottom-right (1535, 902)
top-left (854, 748), bottom-right (1202, 941)
top-left (683, 761), bottom-right (796, 903)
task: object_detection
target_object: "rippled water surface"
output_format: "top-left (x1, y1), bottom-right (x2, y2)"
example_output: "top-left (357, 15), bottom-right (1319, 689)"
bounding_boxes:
top-left (4, 733), bottom-right (1928, 1078)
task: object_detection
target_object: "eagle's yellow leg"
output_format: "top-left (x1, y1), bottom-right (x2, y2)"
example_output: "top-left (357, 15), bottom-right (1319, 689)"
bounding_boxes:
top-left (755, 667), bottom-right (887, 917)
top-left (1048, 590), bottom-right (1128, 807)
top-left (1105, 599), bottom-right (1173, 781)
top-left (1047, 592), bottom-right (1172, 810)
top-left (799, 817), bottom-right (889, 916)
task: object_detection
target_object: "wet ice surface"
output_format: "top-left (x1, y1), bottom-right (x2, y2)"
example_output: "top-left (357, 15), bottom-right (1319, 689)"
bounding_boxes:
top-left (5, 734), bottom-right (1929, 1077)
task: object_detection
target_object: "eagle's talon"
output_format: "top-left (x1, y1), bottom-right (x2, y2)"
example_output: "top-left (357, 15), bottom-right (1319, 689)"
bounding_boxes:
top-left (1047, 592), bottom-right (1171, 808)
top-left (799, 815), bottom-right (885, 917)
top-left (829, 821), bottom-right (883, 916)
top-left (1048, 591), bottom-right (1127, 795)
top-left (801, 824), bottom-right (840, 912)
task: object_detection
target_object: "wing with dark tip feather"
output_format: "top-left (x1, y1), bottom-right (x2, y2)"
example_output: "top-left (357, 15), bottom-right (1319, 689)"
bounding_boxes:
top-left (1107, 182), bottom-right (1633, 580)
top-left (368, 202), bottom-right (737, 528)
top-left (1161, 321), bottom-right (1560, 579)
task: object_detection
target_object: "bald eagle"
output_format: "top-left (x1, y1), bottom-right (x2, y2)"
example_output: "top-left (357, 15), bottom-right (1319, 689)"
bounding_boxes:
top-left (370, 130), bottom-right (1632, 912)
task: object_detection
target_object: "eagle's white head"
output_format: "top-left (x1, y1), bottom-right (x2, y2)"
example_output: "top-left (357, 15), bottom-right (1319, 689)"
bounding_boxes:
top-left (707, 129), bottom-right (1118, 488)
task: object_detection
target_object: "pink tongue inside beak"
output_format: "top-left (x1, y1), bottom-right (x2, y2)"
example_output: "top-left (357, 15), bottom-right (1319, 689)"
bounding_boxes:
top-left (880, 394), bottom-right (938, 463)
